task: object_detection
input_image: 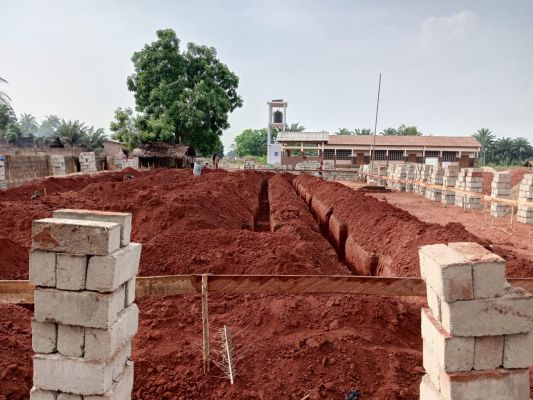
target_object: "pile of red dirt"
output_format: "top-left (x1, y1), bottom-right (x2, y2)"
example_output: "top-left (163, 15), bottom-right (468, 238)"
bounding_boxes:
top-left (511, 168), bottom-right (532, 188)
top-left (294, 174), bottom-right (533, 277)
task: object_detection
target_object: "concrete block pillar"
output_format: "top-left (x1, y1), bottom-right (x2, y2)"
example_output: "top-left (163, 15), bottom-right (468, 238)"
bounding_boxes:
top-left (463, 168), bottom-right (483, 209)
top-left (29, 209), bottom-right (140, 399)
top-left (50, 155), bottom-right (66, 176)
top-left (79, 152), bottom-right (97, 173)
top-left (418, 165), bottom-right (432, 197)
top-left (426, 167), bottom-right (444, 202)
top-left (0, 156), bottom-right (6, 189)
top-left (454, 169), bottom-right (467, 208)
top-left (517, 174), bottom-right (533, 224)
top-left (405, 163), bottom-right (415, 193)
top-left (392, 164), bottom-right (407, 191)
top-left (419, 242), bottom-right (533, 400)
top-left (441, 167), bottom-right (458, 205)
top-left (490, 172), bottom-right (511, 218)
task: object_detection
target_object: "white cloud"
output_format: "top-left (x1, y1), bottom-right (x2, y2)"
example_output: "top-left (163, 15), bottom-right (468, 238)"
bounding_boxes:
top-left (418, 10), bottom-right (479, 47)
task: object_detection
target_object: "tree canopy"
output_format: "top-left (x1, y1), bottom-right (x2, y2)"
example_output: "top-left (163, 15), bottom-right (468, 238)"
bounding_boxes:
top-left (113, 29), bottom-right (242, 155)
top-left (380, 124), bottom-right (422, 136)
top-left (472, 128), bottom-right (532, 166)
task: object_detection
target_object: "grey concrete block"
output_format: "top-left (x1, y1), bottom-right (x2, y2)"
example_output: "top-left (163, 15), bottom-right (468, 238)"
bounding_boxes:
top-left (30, 387), bottom-right (58, 400)
top-left (58, 325), bottom-right (85, 357)
top-left (32, 218), bottom-right (121, 256)
top-left (83, 361), bottom-right (134, 400)
top-left (86, 243), bottom-right (141, 293)
top-left (56, 254), bottom-right (87, 291)
top-left (84, 304), bottom-right (138, 361)
top-left (52, 210), bottom-right (132, 247)
top-left (473, 336), bottom-right (503, 370)
top-left (34, 286), bottom-right (125, 329)
top-left (32, 320), bottom-right (57, 354)
top-left (29, 250), bottom-right (57, 288)
top-left (503, 332), bottom-right (533, 368)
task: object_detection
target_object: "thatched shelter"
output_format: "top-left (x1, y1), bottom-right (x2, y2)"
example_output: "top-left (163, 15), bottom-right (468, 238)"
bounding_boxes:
top-left (132, 142), bottom-right (196, 168)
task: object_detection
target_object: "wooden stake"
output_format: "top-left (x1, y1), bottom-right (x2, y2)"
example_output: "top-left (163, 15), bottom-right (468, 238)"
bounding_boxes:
top-left (223, 325), bottom-right (235, 384)
top-left (511, 205), bottom-right (514, 229)
top-left (202, 274), bottom-right (210, 374)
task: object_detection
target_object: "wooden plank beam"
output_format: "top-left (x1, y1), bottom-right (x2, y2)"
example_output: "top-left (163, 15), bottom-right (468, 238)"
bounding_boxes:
top-left (2, 275), bottom-right (533, 304)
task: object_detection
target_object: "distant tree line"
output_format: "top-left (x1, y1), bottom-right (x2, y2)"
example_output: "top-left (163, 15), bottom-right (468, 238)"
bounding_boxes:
top-left (232, 122), bottom-right (305, 157)
top-left (335, 124), bottom-right (422, 136)
top-left (472, 128), bottom-right (532, 166)
top-left (0, 77), bottom-right (106, 151)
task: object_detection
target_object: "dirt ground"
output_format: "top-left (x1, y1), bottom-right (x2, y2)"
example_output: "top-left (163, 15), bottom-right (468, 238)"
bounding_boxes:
top-left (0, 169), bottom-right (531, 399)
top-left (340, 181), bottom-right (533, 266)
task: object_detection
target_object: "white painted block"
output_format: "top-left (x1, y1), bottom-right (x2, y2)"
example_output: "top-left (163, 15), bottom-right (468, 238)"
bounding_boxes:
top-left (419, 244), bottom-right (473, 302)
top-left (421, 307), bottom-right (474, 372)
top-left (33, 342), bottom-right (130, 395)
top-left (29, 250), bottom-right (57, 287)
top-left (419, 375), bottom-right (443, 400)
top-left (56, 254), bottom-right (87, 291)
top-left (30, 387), bottom-right (58, 400)
top-left (124, 278), bottom-right (136, 306)
top-left (473, 336), bottom-right (503, 370)
top-left (34, 286), bottom-right (125, 329)
top-left (448, 242), bottom-right (506, 299)
top-left (57, 325), bottom-right (85, 357)
top-left (84, 304), bottom-right (138, 361)
top-left (53, 210), bottom-right (132, 247)
top-left (440, 286), bottom-right (533, 336)
top-left (86, 243), bottom-right (141, 292)
top-left (503, 332), bottom-right (533, 368)
top-left (439, 368), bottom-right (529, 400)
top-left (32, 218), bottom-right (121, 256)
top-left (32, 320), bottom-right (57, 354)
top-left (84, 361), bottom-right (134, 400)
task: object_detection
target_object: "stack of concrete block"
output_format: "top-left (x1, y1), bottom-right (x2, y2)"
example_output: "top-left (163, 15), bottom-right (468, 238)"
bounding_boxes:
top-left (50, 155), bottom-right (67, 176)
top-left (323, 160), bottom-right (335, 170)
top-left (419, 242), bottom-right (533, 400)
top-left (463, 168), bottom-right (483, 209)
top-left (517, 174), bottom-right (533, 224)
top-left (79, 152), bottom-right (97, 173)
top-left (441, 167), bottom-right (458, 205)
top-left (405, 163), bottom-right (415, 193)
top-left (29, 209), bottom-right (140, 400)
top-left (425, 167), bottom-right (444, 202)
top-left (113, 156), bottom-right (140, 171)
top-left (392, 164), bottom-right (407, 191)
top-left (454, 169), bottom-right (468, 208)
top-left (0, 156), bottom-right (6, 189)
top-left (490, 172), bottom-right (511, 218)
top-left (385, 165), bottom-right (393, 188)
top-left (416, 165), bottom-right (432, 196)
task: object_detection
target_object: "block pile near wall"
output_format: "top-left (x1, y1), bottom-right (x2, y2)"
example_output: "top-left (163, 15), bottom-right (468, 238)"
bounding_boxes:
top-left (392, 164), bottom-right (407, 191)
top-left (50, 155), bottom-right (66, 176)
top-left (405, 164), bottom-right (415, 193)
top-left (416, 165), bottom-right (432, 196)
top-left (463, 168), bottom-right (483, 209)
top-left (113, 156), bottom-right (140, 171)
top-left (441, 167), bottom-right (458, 205)
top-left (425, 167), bottom-right (444, 202)
top-left (419, 242), bottom-right (533, 400)
top-left (490, 172), bottom-right (511, 218)
top-left (29, 209), bottom-right (140, 399)
top-left (79, 152), bottom-right (97, 173)
top-left (517, 174), bottom-right (533, 224)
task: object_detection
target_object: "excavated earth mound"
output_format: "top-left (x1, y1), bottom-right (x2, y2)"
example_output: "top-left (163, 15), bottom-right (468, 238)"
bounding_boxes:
top-left (0, 169), bottom-right (531, 399)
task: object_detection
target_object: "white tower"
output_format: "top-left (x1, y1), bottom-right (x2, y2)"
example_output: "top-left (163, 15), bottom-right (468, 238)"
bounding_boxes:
top-left (267, 99), bottom-right (286, 165)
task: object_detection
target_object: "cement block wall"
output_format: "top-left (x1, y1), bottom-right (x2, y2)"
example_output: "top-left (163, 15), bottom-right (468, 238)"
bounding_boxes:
top-left (419, 242), bottom-right (533, 399)
top-left (30, 209), bottom-right (139, 399)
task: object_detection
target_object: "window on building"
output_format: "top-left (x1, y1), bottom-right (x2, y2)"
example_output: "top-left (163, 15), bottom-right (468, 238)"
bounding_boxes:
top-left (425, 151), bottom-right (439, 158)
top-left (388, 150), bottom-right (404, 161)
top-left (373, 150), bottom-right (387, 160)
top-left (442, 151), bottom-right (457, 162)
top-left (291, 150), bottom-right (302, 157)
top-left (274, 152), bottom-right (279, 157)
top-left (336, 149), bottom-right (352, 160)
top-left (324, 149), bottom-right (335, 159)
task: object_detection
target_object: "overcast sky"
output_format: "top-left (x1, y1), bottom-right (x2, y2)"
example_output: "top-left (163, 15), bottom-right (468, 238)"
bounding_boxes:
top-left (1, 0), bottom-right (532, 149)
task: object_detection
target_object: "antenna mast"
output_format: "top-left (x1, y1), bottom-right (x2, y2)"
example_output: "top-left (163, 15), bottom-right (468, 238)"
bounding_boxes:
top-left (370, 73), bottom-right (382, 174)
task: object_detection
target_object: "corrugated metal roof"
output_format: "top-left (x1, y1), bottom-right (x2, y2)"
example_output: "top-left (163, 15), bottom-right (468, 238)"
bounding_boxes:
top-left (326, 135), bottom-right (480, 148)
top-left (277, 131), bottom-right (329, 141)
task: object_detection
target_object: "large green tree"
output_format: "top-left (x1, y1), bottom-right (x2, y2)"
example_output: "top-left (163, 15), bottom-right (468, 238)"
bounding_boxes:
top-left (354, 128), bottom-right (372, 135)
top-left (381, 125), bottom-right (422, 136)
top-left (38, 115), bottom-right (61, 137)
top-left (0, 77), bottom-right (11, 108)
top-left (0, 104), bottom-right (16, 136)
top-left (233, 128), bottom-right (269, 157)
top-left (53, 119), bottom-right (87, 147)
top-left (122, 29), bottom-right (243, 155)
top-left (18, 113), bottom-right (39, 137)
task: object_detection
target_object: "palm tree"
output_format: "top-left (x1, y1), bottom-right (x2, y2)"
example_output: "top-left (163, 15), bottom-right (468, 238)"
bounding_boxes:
top-left (472, 128), bottom-right (495, 166)
top-left (53, 119), bottom-right (87, 147)
top-left (380, 127), bottom-right (398, 136)
top-left (82, 127), bottom-right (107, 150)
top-left (0, 77), bottom-right (11, 108)
top-left (354, 128), bottom-right (372, 135)
top-left (286, 122), bottom-right (305, 132)
top-left (511, 137), bottom-right (533, 163)
top-left (335, 128), bottom-right (353, 135)
top-left (18, 113), bottom-right (39, 137)
top-left (493, 137), bottom-right (514, 166)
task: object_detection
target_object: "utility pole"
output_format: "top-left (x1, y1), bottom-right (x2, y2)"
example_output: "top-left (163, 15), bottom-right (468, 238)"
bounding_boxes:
top-left (370, 73), bottom-right (382, 175)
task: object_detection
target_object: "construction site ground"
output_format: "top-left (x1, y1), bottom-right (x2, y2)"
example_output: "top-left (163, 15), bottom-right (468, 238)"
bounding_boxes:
top-left (0, 168), bottom-right (532, 399)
